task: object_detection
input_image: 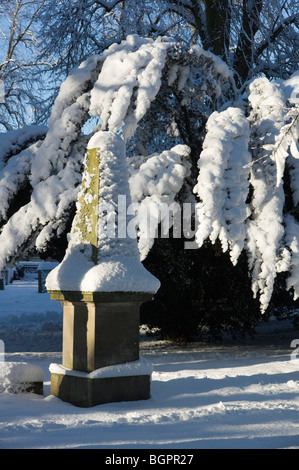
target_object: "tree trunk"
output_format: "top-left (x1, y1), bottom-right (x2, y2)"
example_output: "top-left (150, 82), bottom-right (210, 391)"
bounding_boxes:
top-left (233, 0), bottom-right (263, 86)
top-left (202, 0), bottom-right (231, 61)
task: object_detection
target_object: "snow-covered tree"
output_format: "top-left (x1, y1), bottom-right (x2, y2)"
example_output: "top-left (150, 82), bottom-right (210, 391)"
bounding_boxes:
top-left (0, 35), bottom-right (233, 270)
top-left (194, 72), bottom-right (299, 313)
top-left (2, 1), bottom-right (298, 140)
top-left (0, 34), bottom-right (298, 337)
top-left (38, 0), bottom-right (299, 109)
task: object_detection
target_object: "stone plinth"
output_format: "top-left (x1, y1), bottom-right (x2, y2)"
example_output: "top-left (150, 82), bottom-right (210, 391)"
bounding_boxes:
top-left (50, 373), bottom-right (151, 408)
top-left (50, 357), bottom-right (152, 408)
top-left (48, 290), bottom-right (153, 407)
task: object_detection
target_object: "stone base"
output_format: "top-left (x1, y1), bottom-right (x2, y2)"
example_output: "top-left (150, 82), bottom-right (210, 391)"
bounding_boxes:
top-left (49, 358), bottom-right (152, 407)
top-left (51, 372), bottom-right (151, 407)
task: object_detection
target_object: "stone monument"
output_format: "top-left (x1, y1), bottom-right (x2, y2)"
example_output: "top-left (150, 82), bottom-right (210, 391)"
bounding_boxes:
top-left (46, 131), bottom-right (160, 407)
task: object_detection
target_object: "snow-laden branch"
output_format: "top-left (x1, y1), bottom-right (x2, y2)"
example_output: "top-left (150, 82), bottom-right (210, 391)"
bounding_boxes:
top-left (30, 54), bottom-right (102, 186)
top-left (194, 107), bottom-right (251, 265)
top-left (245, 77), bottom-right (289, 312)
top-left (129, 145), bottom-right (190, 260)
top-left (0, 142), bottom-right (37, 222)
top-left (284, 214), bottom-right (299, 300)
top-left (271, 112), bottom-right (299, 185)
top-left (89, 35), bottom-right (175, 140)
top-left (0, 136), bottom-right (86, 272)
top-left (0, 125), bottom-right (47, 171)
top-left (192, 71), bottom-right (299, 313)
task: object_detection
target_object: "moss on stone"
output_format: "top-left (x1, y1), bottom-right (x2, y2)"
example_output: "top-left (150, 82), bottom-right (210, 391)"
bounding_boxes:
top-left (72, 148), bottom-right (100, 263)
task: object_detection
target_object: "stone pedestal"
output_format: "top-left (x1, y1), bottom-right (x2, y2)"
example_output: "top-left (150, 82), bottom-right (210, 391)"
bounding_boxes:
top-left (46, 133), bottom-right (160, 407)
top-left (50, 361), bottom-right (152, 408)
top-left (48, 290), bottom-right (153, 407)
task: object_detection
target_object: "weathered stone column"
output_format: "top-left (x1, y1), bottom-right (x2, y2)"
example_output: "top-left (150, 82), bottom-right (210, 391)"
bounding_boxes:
top-left (46, 131), bottom-right (160, 407)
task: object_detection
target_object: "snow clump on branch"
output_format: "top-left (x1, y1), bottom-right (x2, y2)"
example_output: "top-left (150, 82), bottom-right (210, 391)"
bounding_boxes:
top-left (194, 107), bottom-right (251, 265)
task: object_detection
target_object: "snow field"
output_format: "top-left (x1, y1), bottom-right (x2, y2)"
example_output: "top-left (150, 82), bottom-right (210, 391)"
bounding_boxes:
top-left (0, 281), bottom-right (299, 448)
top-left (1, 346), bottom-right (299, 449)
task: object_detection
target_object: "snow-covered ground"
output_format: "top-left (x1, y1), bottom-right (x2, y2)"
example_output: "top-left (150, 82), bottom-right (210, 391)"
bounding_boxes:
top-left (0, 279), bottom-right (299, 449)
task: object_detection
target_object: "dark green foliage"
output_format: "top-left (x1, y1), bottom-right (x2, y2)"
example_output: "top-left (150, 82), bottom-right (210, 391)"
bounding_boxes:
top-left (39, 203), bottom-right (76, 263)
top-left (1, 180), bottom-right (32, 229)
top-left (268, 272), bottom-right (299, 327)
top-left (141, 236), bottom-right (261, 342)
top-left (141, 236), bottom-right (203, 342)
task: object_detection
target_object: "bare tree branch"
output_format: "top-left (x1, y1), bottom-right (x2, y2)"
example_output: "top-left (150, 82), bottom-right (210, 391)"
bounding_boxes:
top-left (255, 13), bottom-right (299, 58)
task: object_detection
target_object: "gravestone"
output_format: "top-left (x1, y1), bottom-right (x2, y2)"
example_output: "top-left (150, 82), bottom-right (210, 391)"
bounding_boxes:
top-left (37, 262), bottom-right (59, 293)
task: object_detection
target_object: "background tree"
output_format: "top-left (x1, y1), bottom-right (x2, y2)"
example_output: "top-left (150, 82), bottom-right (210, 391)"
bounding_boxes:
top-left (2, 0), bottom-right (298, 130)
top-left (0, 1), bottom-right (298, 341)
top-left (0, 0), bottom-right (51, 131)
top-left (38, 1), bottom-right (299, 92)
